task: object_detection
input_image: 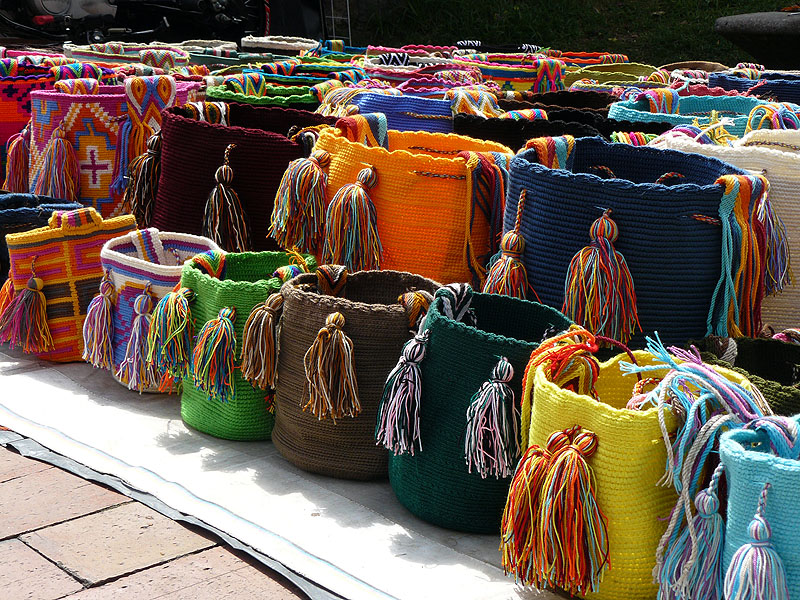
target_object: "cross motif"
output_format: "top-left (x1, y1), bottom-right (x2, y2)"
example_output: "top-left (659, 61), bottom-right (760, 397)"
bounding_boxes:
top-left (80, 146), bottom-right (111, 188)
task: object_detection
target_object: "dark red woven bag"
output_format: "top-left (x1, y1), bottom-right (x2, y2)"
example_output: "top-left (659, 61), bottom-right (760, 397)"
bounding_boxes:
top-left (151, 103), bottom-right (335, 251)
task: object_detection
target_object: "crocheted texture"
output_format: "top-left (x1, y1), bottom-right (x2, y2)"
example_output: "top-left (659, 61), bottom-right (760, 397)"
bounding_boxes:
top-left (100, 229), bottom-right (221, 391)
top-left (0, 193), bottom-right (81, 281)
top-left (0, 71), bottom-right (53, 170)
top-left (452, 55), bottom-right (565, 92)
top-left (720, 421), bottom-right (800, 597)
top-left (651, 129), bottom-right (800, 331)
top-left (388, 291), bottom-right (571, 533)
top-left (506, 137), bottom-right (748, 346)
top-left (313, 128), bottom-right (512, 284)
top-left (206, 85), bottom-right (319, 110)
top-left (524, 351), bottom-right (679, 600)
top-left (709, 71), bottom-right (800, 105)
top-left (495, 89), bottom-right (616, 111)
top-left (180, 251), bottom-right (316, 441)
top-left (563, 62), bottom-right (658, 87)
top-left (350, 93), bottom-right (454, 134)
top-left (272, 270), bottom-right (439, 480)
top-left (4, 207), bottom-right (136, 362)
top-left (151, 104), bottom-right (336, 251)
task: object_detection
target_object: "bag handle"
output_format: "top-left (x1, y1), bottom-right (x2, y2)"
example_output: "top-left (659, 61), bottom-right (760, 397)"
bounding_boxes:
top-left (48, 207), bottom-right (103, 230)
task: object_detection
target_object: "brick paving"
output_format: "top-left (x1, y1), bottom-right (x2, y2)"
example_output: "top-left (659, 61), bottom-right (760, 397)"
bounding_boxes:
top-left (0, 446), bottom-right (305, 599)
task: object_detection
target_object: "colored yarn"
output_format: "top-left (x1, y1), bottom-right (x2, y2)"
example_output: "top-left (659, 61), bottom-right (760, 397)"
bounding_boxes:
top-left (397, 290), bottom-right (433, 329)
top-left (445, 88), bottom-right (504, 117)
top-left (322, 166), bottom-right (382, 271)
top-left (147, 287), bottom-right (195, 380)
top-left (202, 143), bottom-right (252, 252)
top-left (115, 288), bottom-right (158, 392)
top-left (0, 279), bottom-right (13, 315)
top-left (240, 293), bottom-right (284, 390)
top-left (303, 311), bottom-right (359, 423)
top-left (0, 259), bottom-right (53, 353)
top-left (635, 88), bottom-right (681, 114)
top-left (525, 134), bottom-right (575, 168)
top-left (315, 264), bottom-right (348, 297)
top-left (483, 189), bottom-right (533, 299)
top-left (4, 122), bottom-right (30, 193)
top-left (81, 271), bottom-right (116, 369)
top-left (122, 133), bottom-right (161, 228)
top-left (191, 306), bottom-right (237, 403)
top-left (745, 103), bottom-right (800, 133)
top-left (53, 78), bottom-right (100, 95)
top-left (610, 131), bottom-right (656, 145)
top-left (32, 122), bottom-right (79, 201)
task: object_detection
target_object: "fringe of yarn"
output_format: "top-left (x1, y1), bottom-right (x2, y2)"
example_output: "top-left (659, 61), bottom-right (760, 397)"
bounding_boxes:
top-left (322, 166), bottom-right (382, 271)
top-left (191, 307), bottom-right (237, 403)
top-left (240, 293), bottom-right (284, 390)
top-left (0, 258), bottom-right (53, 354)
top-left (269, 150), bottom-right (330, 252)
top-left (122, 132), bottom-right (161, 228)
top-left (4, 122), bottom-right (30, 193)
top-left (82, 272), bottom-right (116, 369)
top-left (147, 287), bottom-right (195, 380)
top-left (0, 278), bottom-right (14, 316)
top-left (202, 143), bottom-right (252, 252)
top-left (115, 288), bottom-right (158, 392)
top-left (303, 311), bottom-right (359, 423)
top-left (32, 123), bottom-right (79, 201)
top-left (483, 190), bottom-right (533, 299)
top-left (464, 356), bottom-right (519, 479)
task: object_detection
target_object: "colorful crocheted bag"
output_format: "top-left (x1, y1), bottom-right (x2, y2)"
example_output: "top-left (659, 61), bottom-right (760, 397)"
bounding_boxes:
top-left (81, 228), bottom-right (221, 392)
top-left (503, 136), bottom-right (785, 346)
top-left (151, 103), bottom-right (335, 250)
top-left (709, 70), bottom-right (800, 104)
top-left (0, 192), bottom-right (81, 281)
top-left (384, 284), bottom-right (571, 533)
top-left (562, 62), bottom-right (659, 87)
top-left (720, 417), bottom-right (800, 597)
top-left (270, 125), bottom-right (513, 285)
top-left (651, 129), bottom-right (800, 330)
top-left (451, 54), bottom-right (565, 92)
top-left (265, 266), bottom-right (439, 480)
top-left (205, 81), bottom-right (319, 110)
top-left (0, 207), bottom-right (136, 362)
top-left (148, 249), bottom-right (316, 441)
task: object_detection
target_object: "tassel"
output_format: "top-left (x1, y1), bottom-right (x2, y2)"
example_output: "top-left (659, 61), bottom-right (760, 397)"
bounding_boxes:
top-left (562, 209), bottom-right (640, 344)
top-left (191, 307), bottom-right (237, 403)
top-left (723, 483), bottom-right (789, 600)
top-left (4, 122), bottom-right (30, 193)
top-left (303, 311), bottom-right (359, 423)
top-left (122, 133), bottom-right (161, 227)
top-left (537, 428), bottom-right (610, 595)
top-left (202, 144), bottom-right (252, 252)
top-left (240, 293), bottom-right (284, 390)
top-left (81, 272), bottom-right (116, 369)
top-left (464, 356), bottom-right (520, 479)
top-left (322, 166), bottom-right (382, 271)
top-left (115, 288), bottom-right (158, 392)
top-left (0, 278), bottom-right (14, 315)
top-left (147, 287), bottom-right (194, 380)
top-left (483, 189), bottom-right (534, 299)
top-left (375, 329), bottom-right (429, 455)
top-left (657, 463), bottom-right (726, 600)
top-left (0, 258), bottom-right (53, 353)
top-left (269, 149), bottom-right (330, 252)
top-left (32, 122), bottom-right (79, 201)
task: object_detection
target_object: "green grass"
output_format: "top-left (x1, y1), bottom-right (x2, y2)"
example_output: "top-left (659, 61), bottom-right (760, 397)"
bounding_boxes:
top-left (356, 0), bottom-right (783, 67)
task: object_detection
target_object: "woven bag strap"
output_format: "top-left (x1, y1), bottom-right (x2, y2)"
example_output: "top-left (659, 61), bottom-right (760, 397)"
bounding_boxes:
top-left (316, 265), bottom-right (348, 296)
top-left (48, 207), bottom-right (103, 230)
top-left (129, 228), bottom-right (168, 265)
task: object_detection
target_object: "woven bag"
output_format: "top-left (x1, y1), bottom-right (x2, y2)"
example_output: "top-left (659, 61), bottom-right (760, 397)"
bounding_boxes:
top-left (150, 250), bottom-right (317, 441)
top-left (650, 129), bottom-right (800, 330)
top-left (272, 126), bottom-right (512, 285)
top-left (240, 35), bottom-right (318, 55)
top-left (0, 193), bottom-right (81, 281)
top-left (504, 136), bottom-right (783, 346)
top-left (269, 267), bottom-right (439, 480)
top-left (205, 83), bottom-right (319, 110)
top-left (0, 207), bottom-right (136, 362)
top-left (720, 418), bottom-right (800, 597)
top-left (451, 54), bottom-right (565, 92)
top-left (63, 42), bottom-right (190, 71)
top-left (385, 285), bottom-right (572, 533)
top-left (563, 62), bottom-right (659, 87)
top-left (83, 228), bottom-right (221, 392)
top-left (495, 89), bottom-right (617, 112)
top-left (709, 70), bottom-right (800, 104)
top-left (151, 103), bottom-right (335, 249)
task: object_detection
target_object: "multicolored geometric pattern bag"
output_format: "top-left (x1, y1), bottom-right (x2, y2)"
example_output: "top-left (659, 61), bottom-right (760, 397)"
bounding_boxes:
top-left (451, 54), bottom-right (565, 92)
top-left (82, 228), bottom-right (221, 392)
top-left (0, 207), bottom-right (136, 362)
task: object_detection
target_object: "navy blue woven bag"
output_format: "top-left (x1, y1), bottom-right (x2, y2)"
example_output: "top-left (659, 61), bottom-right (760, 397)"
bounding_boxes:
top-left (502, 136), bottom-right (765, 347)
top-left (0, 192), bottom-right (82, 281)
top-left (709, 70), bottom-right (800, 105)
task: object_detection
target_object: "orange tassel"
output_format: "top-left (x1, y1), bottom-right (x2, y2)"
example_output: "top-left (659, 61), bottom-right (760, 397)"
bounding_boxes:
top-left (483, 190), bottom-right (535, 299)
top-left (0, 278), bottom-right (14, 315)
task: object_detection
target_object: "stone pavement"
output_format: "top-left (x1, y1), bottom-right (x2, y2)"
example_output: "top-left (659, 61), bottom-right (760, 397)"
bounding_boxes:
top-left (0, 445), bottom-right (305, 599)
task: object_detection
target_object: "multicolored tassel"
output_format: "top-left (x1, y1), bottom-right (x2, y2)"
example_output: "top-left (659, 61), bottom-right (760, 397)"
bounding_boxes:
top-left (202, 144), bottom-right (252, 253)
top-left (32, 122), bottom-right (79, 201)
top-left (723, 483), bottom-right (789, 600)
top-left (0, 278), bottom-right (14, 316)
top-left (0, 258), bottom-right (53, 353)
top-left (147, 287), bottom-right (194, 380)
top-left (4, 122), bottom-right (30, 193)
top-left (322, 166), bottom-right (382, 271)
top-left (240, 293), bottom-right (284, 390)
top-left (122, 132), bottom-right (161, 228)
top-left (269, 150), bottom-right (330, 252)
top-left (81, 272), bottom-right (116, 369)
top-left (483, 190), bottom-right (533, 299)
top-left (116, 287), bottom-right (158, 392)
top-left (375, 329), bottom-right (429, 455)
top-left (303, 311), bottom-right (359, 423)
top-left (191, 307), bottom-right (237, 403)
top-left (562, 209), bottom-right (640, 344)
top-left (464, 356), bottom-right (519, 479)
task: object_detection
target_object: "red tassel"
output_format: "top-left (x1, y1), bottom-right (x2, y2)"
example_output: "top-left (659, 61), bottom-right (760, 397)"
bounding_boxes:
top-left (4, 122), bottom-right (30, 193)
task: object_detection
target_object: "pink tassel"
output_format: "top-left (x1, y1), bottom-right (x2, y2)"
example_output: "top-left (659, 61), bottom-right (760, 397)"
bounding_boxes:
top-left (82, 272), bottom-right (115, 369)
top-left (4, 122), bottom-right (30, 193)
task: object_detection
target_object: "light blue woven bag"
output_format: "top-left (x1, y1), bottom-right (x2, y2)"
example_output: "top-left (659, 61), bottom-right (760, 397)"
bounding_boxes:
top-left (720, 417), bottom-right (800, 597)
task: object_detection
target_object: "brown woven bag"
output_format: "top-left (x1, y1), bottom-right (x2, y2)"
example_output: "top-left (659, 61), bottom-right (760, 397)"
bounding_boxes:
top-left (264, 266), bottom-right (439, 480)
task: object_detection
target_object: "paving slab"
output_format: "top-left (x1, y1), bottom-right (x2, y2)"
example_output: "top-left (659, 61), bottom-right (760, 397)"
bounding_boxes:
top-left (0, 467), bottom-right (128, 539)
top-left (20, 502), bottom-right (218, 585)
top-left (0, 538), bottom-right (83, 600)
top-left (0, 447), bottom-right (51, 483)
top-left (69, 546), bottom-right (303, 599)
